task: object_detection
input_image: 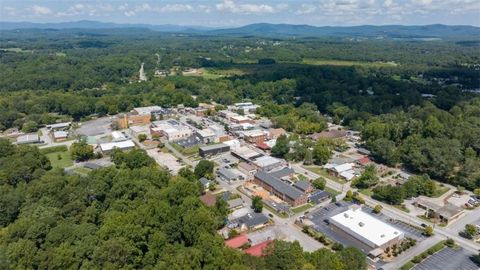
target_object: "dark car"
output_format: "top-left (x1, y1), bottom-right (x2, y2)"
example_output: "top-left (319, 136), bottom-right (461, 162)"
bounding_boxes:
top-left (268, 213), bottom-right (274, 218)
top-left (421, 223), bottom-right (427, 228)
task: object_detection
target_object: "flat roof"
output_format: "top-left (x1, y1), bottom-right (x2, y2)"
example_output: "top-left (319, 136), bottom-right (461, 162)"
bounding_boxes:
top-left (134, 106), bottom-right (163, 115)
top-left (200, 143), bottom-right (229, 151)
top-left (99, 140), bottom-right (135, 151)
top-left (253, 156), bottom-right (282, 168)
top-left (330, 209), bottom-right (404, 248)
top-left (16, 134), bottom-right (40, 143)
top-left (53, 131), bottom-right (68, 138)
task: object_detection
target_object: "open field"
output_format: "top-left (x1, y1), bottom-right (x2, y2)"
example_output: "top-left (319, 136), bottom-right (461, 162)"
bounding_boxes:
top-left (45, 150), bottom-right (73, 169)
top-left (302, 165), bottom-right (346, 184)
top-left (301, 58), bottom-right (398, 67)
top-left (201, 68), bottom-right (247, 79)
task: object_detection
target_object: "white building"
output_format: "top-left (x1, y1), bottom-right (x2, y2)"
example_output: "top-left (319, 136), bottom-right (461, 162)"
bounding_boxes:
top-left (99, 140), bottom-right (135, 153)
top-left (111, 131), bottom-right (128, 142)
top-left (252, 156), bottom-right (283, 171)
top-left (330, 208), bottom-right (404, 254)
top-left (133, 106), bottom-right (163, 115)
top-left (16, 134), bottom-right (40, 144)
top-left (151, 120), bottom-right (192, 142)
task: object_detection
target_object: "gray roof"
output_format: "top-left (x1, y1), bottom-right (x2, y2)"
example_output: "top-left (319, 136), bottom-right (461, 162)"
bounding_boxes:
top-left (200, 143), bottom-right (229, 151)
top-left (238, 212), bottom-right (269, 228)
top-left (218, 167), bottom-right (237, 180)
top-left (228, 198), bottom-right (244, 209)
top-left (270, 167), bottom-right (295, 178)
top-left (84, 163), bottom-right (102, 170)
top-left (309, 190), bottom-right (331, 204)
top-left (293, 180), bottom-right (311, 192)
top-left (255, 171), bottom-right (304, 200)
top-left (199, 177), bottom-right (212, 187)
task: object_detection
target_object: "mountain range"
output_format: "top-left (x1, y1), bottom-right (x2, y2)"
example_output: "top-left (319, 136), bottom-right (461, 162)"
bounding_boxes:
top-left (1, 20), bottom-right (479, 39)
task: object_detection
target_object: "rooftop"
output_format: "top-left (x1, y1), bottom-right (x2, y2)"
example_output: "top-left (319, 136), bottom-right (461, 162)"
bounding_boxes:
top-left (255, 171), bottom-right (305, 200)
top-left (244, 240), bottom-right (273, 257)
top-left (200, 143), bottom-right (230, 151)
top-left (53, 130), bottom-right (68, 138)
top-left (330, 208), bottom-right (404, 247)
top-left (237, 212), bottom-right (269, 228)
top-left (252, 156), bottom-right (282, 168)
top-left (293, 180), bottom-right (312, 192)
top-left (99, 140), bottom-right (135, 151)
top-left (225, 235), bottom-right (249, 249)
top-left (134, 106), bottom-right (163, 115)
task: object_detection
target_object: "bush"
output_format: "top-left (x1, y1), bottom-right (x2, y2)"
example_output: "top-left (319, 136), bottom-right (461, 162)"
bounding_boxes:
top-left (445, 238), bottom-right (455, 248)
top-left (412, 256), bottom-right (422, 264)
top-left (332, 243), bottom-right (344, 251)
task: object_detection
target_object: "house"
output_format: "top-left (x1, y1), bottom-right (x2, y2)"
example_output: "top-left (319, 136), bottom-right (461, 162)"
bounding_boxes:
top-left (199, 144), bottom-right (230, 157)
top-left (16, 134), bottom-right (41, 145)
top-left (99, 140), bottom-right (135, 153)
top-left (357, 148), bottom-right (371, 155)
top-left (228, 198), bottom-right (244, 209)
top-left (53, 131), bottom-right (68, 141)
top-left (225, 235), bottom-right (249, 249)
top-left (254, 171), bottom-right (308, 207)
top-left (293, 180), bottom-right (313, 194)
top-left (340, 170), bottom-right (356, 181)
top-left (244, 240), bottom-right (273, 257)
top-left (199, 177), bottom-right (213, 190)
top-left (235, 212), bottom-right (269, 231)
top-left (356, 157), bottom-right (372, 167)
top-left (200, 193), bottom-right (217, 207)
top-left (309, 190), bottom-right (331, 204)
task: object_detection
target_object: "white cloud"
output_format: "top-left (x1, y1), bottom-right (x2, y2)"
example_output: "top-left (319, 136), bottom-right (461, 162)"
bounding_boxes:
top-left (31, 5), bottom-right (53, 15)
top-left (124, 11), bottom-right (136, 17)
top-left (159, 4), bottom-right (194, 13)
top-left (295, 4), bottom-right (317, 15)
top-left (216, 0), bottom-right (277, 14)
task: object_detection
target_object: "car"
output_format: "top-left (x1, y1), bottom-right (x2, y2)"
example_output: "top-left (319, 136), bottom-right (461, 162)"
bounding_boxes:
top-left (421, 223), bottom-right (427, 228)
top-left (304, 211), bottom-right (310, 215)
top-left (335, 202), bottom-right (342, 206)
top-left (323, 219), bottom-right (330, 224)
top-left (268, 213), bottom-right (274, 218)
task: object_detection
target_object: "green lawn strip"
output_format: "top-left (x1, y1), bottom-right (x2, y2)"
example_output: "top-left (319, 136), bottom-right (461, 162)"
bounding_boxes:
top-left (394, 204), bottom-right (410, 213)
top-left (359, 188), bottom-right (373, 197)
top-left (291, 203), bottom-right (314, 214)
top-left (430, 185), bottom-right (450, 198)
top-left (73, 167), bottom-right (92, 176)
top-left (324, 186), bottom-right (341, 196)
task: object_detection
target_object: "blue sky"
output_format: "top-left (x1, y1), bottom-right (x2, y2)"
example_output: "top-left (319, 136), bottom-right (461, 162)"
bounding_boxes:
top-left (1, 0), bottom-right (479, 27)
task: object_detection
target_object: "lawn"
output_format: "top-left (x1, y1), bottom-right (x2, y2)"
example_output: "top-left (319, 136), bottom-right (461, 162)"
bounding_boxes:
top-left (291, 203), bottom-right (313, 214)
top-left (431, 185), bottom-right (450, 198)
top-left (394, 204), bottom-right (411, 213)
top-left (201, 68), bottom-right (247, 79)
top-left (73, 167), bottom-right (92, 176)
top-left (359, 188), bottom-right (373, 197)
top-left (45, 150), bottom-right (73, 169)
top-left (324, 186), bottom-right (341, 196)
top-left (301, 58), bottom-right (398, 67)
top-left (302, 165), bottom-right (346, 184)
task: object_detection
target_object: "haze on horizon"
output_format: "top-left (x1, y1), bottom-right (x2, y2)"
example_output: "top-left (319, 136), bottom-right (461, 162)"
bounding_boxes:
top-left (1, 0), bottom-right (479, 27)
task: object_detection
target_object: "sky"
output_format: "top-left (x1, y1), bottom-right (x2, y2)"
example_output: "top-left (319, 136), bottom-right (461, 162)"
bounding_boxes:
top-left (1, 0), bottom-right (479, 27)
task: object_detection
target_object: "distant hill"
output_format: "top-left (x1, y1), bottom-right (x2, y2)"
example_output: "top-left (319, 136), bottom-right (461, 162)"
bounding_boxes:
top-left (1, 21), bottom-right (479, 39)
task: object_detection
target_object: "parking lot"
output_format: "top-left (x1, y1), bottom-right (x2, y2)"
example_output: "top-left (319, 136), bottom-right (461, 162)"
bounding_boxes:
top-left (412, 247), bottom-right (478, 270)
top-left (76, 117), bottom-right (112, 136)
top-left (146, 149), bottom-right (183, 174)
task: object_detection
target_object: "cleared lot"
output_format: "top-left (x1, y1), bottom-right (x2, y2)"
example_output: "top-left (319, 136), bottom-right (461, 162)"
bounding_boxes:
top-left (76, 117), bottom-right (112, 136)
top-left (147, 149), bottom-right (183, 174)
top-left (412, 247), bottom-right (477, 270)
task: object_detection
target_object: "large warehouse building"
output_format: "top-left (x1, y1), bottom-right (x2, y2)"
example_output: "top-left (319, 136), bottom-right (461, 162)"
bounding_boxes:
top-left (330, 208), bottom-right (404, 255)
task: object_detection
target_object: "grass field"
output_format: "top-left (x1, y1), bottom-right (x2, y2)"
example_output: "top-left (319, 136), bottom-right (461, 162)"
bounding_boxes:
top-left (302, 165), bottom-right (346, 184)
top-left (431, 185), bottom-right (450, 198)
top-left (359, 188), bottom-right (373, 197)
top-left (324, 187), bottom-right (341, 196)
top-left (201, 68), bottom-right (247, 79)
top-left (45, 150), bottom-right (73, 169)
top-left (291, 203), bottom-right (314, 214)
top-left (302, 58), bottom-right (398, 67)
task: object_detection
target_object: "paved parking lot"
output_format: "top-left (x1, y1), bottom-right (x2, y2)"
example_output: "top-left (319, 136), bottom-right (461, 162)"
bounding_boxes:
top-left (412, 247), bottom-right (478, 270)
top-left (147, 149), bottom-right (183, 174)
top-left (76, 117), bottom-right (112, 136)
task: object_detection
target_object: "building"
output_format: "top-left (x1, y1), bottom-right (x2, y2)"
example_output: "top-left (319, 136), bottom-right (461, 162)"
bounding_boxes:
top-left (309, 190), bottom-right (331, 204)
top-left (254, 171), bottom-right (308, 207)
top-left (238, 162), bottom-right (257, 177)
top-left (53, 131), bottom-right (68, 141)
top-left (270, 167), bottom-right (295, 179)
top-left (268, 128), bottom-right (286, 140)
top-left (234, 102), bottom-right (259, 114)
top-left (415, 198), bottom-right (465, 225)
top-left (223, 139), bottom-right (241, 151)
top-left (356, 157), bottom-right (372, 167)
top-left (199, 177), bottom-right (213, 190)
top-left (293, 180), bottom-right (314, 194)
top-left (329, 208), bottom-right (404, 255)
top-left (200, 193), bottom-right (217, 207)
top-left (217, 167), bottom-right (239, 182)
top-left (241, 130), bottom-right (268, 143)
top-left (244, 240), bottom-right (272, 257)
top-left (252, 156), bottom-right (283, 171)
top-left (99, 140), bottom-right (135, 153)
top-left (231, 115), bottom-right (254, 125)
top-left (225, 235), bottom-right (249, 249)
top-left (234, 212), bottom-right (269, 231)
top-left (199, 144), bottom-right (230, 157)
top-left (232, 146), bottom-right (263, 162)
top-left (195, 128), bottom-right (217, 144)
top-left (117, 114), bottom-right (151, 129)
top-left (111, 131), bottom-right (128, 142)
top-left (133, 106), bottom-right (163, 116)
top-left (129, 125), bottom-right (150, 137)
top-left (16, 134), bottom-right (40, 144)
top-left (150, 120), bottom-right (192, 141)
top-left (357, 148), bottom-right (371, 155)
top-left (46, 122), bottom-right (71, 131)
top-left (228, 198), bottom-right (244, 210)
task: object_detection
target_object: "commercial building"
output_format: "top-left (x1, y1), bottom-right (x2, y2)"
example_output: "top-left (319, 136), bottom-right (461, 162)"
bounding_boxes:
top-left (117, 114), bottom-right (151, 129)
top-left (16, 134), bottom-right (41, 144)
top-left (253, 171), bottom-right (308, 206)
top-left (252, 156), bottom-right (283, 171)
top-left (233, 212), bottom-right (269, 231)
top-left (150, 120), bottom-right (192, 141)
top-left (415, 198), bottom-right (465, 225)
top-left (293, 180), bottom-right (313, 194)
top-left (111, 131), bottom-right (128, 142)
top-left (329, 208), bottom-right (404, 254)
top-left (129, 125), bottom-right (150, 137)
top-left (309, 190), bottom-right (331, 204)
top-left (241, 130), bottom-right (268, 143)
top-left (231, 115), bottom-right (254, 125)
top-left (195, 128), bottom-right (217, 144)
top-left (99, 140), bottom-right (135, 153)
top-left (46, 122), bottom-right (71, 131)
top-left (199, 144), bottom-right (230, 157)
top-left (133, 106), bottom-right (163, 116)
top-left (232, 146), bottom-right (263, 162)
top-left (217, 167), bottom-right (240, 182)
top-left (238, 162), bottom-right (257, 177)
top-left (244, 240), bottom-right (272, 257)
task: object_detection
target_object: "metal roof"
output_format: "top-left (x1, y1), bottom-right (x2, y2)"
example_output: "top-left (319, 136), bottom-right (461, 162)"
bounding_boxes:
top-left (255, 171), bottom-right (304, 200)
top-left (293, 180), bottom-right (311, 192)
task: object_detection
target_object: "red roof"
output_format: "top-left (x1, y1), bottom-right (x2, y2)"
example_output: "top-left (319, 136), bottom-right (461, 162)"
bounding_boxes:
top-left (225, 235), bottom-right (249, 249)
top-left (357, 156), bottom-right (371, 165)
top-left (200, 193), bottom-right (217, 207)
top-left (244, 240), bottom-right (273, 257)
top-left (256, 141), bottom-right (270, 150)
